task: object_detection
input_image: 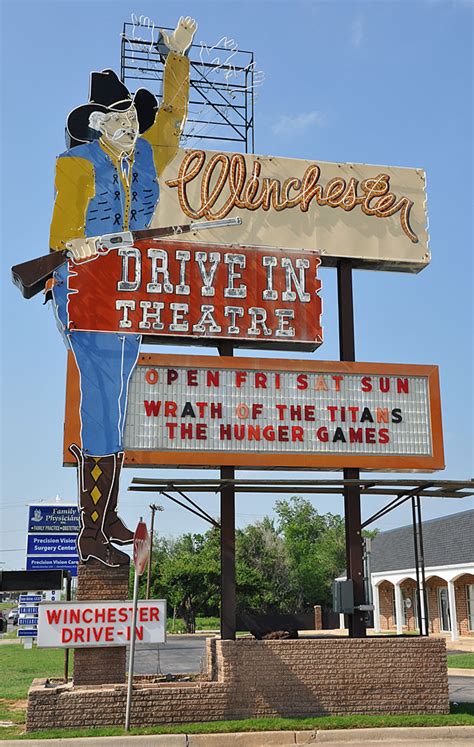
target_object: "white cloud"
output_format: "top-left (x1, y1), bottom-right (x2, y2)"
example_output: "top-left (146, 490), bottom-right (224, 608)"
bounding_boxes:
top-left (351, 15), bottom-right (364, 49)
top-left (272, 110), bottom-right (326, 137)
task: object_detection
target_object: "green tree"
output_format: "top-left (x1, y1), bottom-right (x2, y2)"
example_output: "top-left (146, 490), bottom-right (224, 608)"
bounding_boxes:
top-left (140, 498), bottom-right (361, 627)
top-left (275, 497), bottom-right (346, 608)
top-left (236, 517), bottom-right (297, 613)
top-left (148, 529), bottom-right (220, 632)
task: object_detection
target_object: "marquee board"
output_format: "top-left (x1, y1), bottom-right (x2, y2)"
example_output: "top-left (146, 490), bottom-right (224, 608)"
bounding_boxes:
top-left (63, 352), bottom-right (444, 471)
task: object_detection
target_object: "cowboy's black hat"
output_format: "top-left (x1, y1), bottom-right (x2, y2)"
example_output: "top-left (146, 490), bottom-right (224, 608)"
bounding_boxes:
top-left (66, 69), bottom-right (158, 146)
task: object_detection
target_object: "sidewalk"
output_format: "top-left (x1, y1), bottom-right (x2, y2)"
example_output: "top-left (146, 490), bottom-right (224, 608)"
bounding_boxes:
top-left (2, 726), bottom-right (474, 746)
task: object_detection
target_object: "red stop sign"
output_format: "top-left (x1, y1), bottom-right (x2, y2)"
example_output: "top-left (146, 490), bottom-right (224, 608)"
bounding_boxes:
top-left (133, 521), bottom-right (150, 576)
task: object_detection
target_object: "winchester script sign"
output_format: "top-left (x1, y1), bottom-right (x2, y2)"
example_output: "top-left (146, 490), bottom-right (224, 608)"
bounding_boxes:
top-left (155, 149), bottom-right (430, 273)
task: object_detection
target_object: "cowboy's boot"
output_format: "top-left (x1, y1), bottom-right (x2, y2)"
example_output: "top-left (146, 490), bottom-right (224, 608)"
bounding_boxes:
top-left (70, 444), bottom-right (129, 567)
top-left (102, 451), bottom-right (134, 545)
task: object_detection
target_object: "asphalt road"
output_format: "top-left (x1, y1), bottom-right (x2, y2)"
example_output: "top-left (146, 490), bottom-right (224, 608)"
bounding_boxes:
top-left (128, 636), bottom-right (474, 702)
top-left (449, 675), bottom-right (474, 704)
top-left (130, 635), bottom-right (209, 675)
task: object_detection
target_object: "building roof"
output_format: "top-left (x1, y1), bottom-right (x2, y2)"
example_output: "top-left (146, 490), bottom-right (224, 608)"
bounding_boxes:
top-left (371, 509), bottom-right (474, 573)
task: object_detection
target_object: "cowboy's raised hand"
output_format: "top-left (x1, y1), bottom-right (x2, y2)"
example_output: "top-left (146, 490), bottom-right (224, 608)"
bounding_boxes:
top-left (161, 16), bottom-right (197, 55)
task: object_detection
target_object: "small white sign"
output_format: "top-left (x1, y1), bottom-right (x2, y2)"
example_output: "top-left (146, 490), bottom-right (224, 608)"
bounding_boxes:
top-left (37, 600), bottom-right (166, 648)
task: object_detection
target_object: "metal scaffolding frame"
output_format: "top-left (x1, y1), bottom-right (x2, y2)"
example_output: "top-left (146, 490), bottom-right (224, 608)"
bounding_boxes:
top-left (129, 478), bottom-right (473, 499)
top-left (121, 24), bottom-right (256, 153)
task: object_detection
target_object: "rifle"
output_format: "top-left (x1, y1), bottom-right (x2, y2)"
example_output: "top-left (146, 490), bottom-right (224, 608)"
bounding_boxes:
top-left (11, 218), bottom-right (242, 299)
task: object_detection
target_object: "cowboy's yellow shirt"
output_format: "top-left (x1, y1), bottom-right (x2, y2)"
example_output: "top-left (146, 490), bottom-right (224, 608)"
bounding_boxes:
top-left (49, 53), bottom-right (189, 250)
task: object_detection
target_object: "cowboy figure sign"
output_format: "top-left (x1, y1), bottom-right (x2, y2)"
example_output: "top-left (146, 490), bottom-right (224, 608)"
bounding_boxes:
top-left (49, 17), bottom-right (197, 567)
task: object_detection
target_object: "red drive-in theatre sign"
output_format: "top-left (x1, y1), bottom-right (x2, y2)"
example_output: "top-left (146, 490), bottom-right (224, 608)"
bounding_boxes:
top-left (66, 241), bottom-right (322, 351)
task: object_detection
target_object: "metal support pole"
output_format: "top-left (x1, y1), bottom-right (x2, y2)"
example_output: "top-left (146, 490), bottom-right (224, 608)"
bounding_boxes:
top-left (125, 569), bottom-right (140, 730)
top-left (146, 504), bottom-right (159, 599)
top-left (363, 537), bottom-right (374, 628)
top-left (219, 340), bottom-right (236, 640)
top-left (412, 497), bottom-right (423, 635)
top-left (64, 572), bottom-right (71, 682)
top-left (220, 464), bottom-right (236, 640)
top-left (416, 496), bottom-right (429, 636)
top-left (337, 260), bottom-right (366, 638)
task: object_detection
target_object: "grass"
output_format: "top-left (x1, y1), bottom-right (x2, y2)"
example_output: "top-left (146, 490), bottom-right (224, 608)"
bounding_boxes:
top-left (167, 616), bottom-right (221, 633)
top-left (447, 653), bottom-right (474, 669)
top-left (195, 616), bottom-right (220, 630)
top-left (0, 645), bottom-right (65, 701)
top-left (166, 617), bottom-right (187, 633)
top-left (0, 704), bottom-right (472, 741)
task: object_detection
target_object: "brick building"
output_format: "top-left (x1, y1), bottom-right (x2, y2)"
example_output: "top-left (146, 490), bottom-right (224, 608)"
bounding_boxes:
top-left (371, 509), bottom-right (474, 640)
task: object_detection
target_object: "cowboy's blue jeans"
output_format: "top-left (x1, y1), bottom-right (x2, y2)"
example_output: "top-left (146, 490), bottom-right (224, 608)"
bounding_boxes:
top-left (52, 263), bottom-right (141, 455)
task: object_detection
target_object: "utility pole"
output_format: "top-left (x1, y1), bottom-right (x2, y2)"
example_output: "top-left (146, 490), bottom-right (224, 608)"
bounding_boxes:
top-left (146, 503), bottom-right (162, 599)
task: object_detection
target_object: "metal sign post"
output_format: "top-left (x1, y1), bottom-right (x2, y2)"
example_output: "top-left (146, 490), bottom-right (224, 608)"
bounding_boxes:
top-left (337, 259), bottom-right (366, 637)
top-left (219, 341), bottom-right (236, 641)
top-left (125, 519), bottom-right (150, 731)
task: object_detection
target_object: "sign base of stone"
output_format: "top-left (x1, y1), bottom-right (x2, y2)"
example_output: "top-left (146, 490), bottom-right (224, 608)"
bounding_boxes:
top-left (74, 559), bottom-right (130, 686)
top-left (26, 637), bottom-right (448, 731)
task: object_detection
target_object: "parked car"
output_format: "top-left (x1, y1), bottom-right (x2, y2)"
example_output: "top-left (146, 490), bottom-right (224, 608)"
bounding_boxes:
top-left (8, 608), bottom-right (19, 626)
top-left (0, 611), bottom-right (6, 633)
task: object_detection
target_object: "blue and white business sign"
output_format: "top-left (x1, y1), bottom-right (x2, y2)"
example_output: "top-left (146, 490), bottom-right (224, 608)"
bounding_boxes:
top-left (18, 606), bottom-right (39, 615)
top-left (28, 505), bottom-right (80, 534)
top-left (19, 617), bottom-right (39, 626)
top-left (26, 503), bottom-right (80, 578)
top-left (18, 593), bottom-right (39, 640)
top-left (18, 629), bottom-right (38, 638)
top-left (27, 534), bottom-right (77, 555)
top-left (26, 556), bottom-right (79, 576)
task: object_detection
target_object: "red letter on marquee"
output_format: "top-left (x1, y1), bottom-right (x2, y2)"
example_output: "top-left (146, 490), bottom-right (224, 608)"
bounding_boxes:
top-left (235, 371), bottom-right (247, 388)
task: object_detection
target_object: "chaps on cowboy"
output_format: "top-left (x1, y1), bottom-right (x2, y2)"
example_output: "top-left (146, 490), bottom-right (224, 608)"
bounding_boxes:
top-left (49, 17), bottom-right (197, 567)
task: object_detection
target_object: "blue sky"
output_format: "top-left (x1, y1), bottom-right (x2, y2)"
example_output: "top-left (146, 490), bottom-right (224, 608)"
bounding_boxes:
top-left (1, 0), bottom-right (472, 570)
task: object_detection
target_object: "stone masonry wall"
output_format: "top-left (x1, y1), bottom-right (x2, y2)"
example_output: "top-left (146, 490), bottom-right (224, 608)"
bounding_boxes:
top-left (73, 559), bottom-right (130, 686)
top-left (26, 636), bottom-right (449, 731)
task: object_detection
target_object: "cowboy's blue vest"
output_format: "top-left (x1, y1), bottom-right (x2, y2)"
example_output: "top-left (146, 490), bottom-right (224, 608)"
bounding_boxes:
top-left (61, 137), bottom-right (159, 235)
